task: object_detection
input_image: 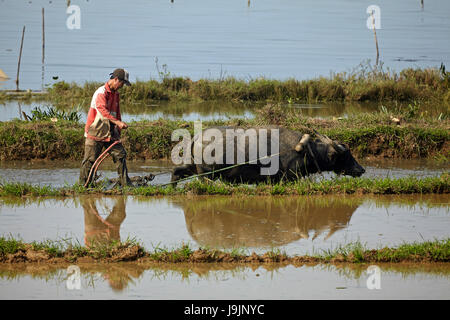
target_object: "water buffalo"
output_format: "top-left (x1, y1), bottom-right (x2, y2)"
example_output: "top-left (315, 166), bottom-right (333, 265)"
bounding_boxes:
top-left (171, 126), bottom-right (365, 183)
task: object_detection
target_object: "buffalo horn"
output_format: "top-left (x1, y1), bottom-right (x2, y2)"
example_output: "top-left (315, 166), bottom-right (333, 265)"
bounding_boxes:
top-left (294, 134), bottom-right (311, 152)
top-left (316, 132), bottom-right (345, 154)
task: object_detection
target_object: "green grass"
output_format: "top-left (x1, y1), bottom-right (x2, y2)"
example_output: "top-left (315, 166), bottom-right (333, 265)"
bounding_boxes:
top-left (1, 236), bottom-right (449, 263)
top-left (24, 106), bottom-right (82, 122)
top-left (315, 239), bottom-right (450, 263)
top-left (11, 63), bottom-right (448, 105)
top-left (147, 243), bottom-right (195, 263)
top-left (0, 174), bottom-right (448, 197)
top-left (0, 236), bottom-right (25, 256)
top-left (0, 109), bottom-right (448, 161)
top-left (0, 235), bottom-right (143, 261)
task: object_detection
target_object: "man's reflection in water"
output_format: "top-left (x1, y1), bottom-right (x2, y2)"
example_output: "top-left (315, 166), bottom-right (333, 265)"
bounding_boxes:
top-left (81, 196), bottom-right (137, 291)
top-left (81, 196), bottom-right (126, 247)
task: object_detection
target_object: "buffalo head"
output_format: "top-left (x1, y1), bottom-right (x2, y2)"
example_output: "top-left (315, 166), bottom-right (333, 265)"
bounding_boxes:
top-left (315, 133), bottom-right (365, 177)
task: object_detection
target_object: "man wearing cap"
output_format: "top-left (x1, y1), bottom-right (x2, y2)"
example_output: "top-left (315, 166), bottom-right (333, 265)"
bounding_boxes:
top-left (79, 68), bottom-right (133, 187)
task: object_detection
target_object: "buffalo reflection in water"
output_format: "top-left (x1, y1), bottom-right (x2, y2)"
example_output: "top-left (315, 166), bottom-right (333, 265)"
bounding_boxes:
top-left (175, 196), bottom-right (362, 249)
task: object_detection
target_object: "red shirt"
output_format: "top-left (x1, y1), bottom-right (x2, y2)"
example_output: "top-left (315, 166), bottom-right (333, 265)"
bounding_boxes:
top-left (85, 82), bottom-right (122, 141)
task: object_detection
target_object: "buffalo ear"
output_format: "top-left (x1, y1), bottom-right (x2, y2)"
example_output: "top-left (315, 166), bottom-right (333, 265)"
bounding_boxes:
top-left (328, 143), bottom-right (346, 161)
top-left (294, 134), bottom-right (311, 152)
top-left (327, 145), bottom-right (338, 161)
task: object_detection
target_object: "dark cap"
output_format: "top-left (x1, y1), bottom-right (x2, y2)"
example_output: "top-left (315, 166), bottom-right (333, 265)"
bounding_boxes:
top-left (109, 68), bottom-right (131, 86)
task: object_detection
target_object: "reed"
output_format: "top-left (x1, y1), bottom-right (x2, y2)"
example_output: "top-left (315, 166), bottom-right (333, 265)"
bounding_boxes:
top-left (4, 64), bottom-right (447, 105)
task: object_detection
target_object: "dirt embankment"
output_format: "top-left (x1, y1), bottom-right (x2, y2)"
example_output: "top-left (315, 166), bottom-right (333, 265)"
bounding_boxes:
top-left (1, 243), bottom-right (448, 265)
top-left (0, 119), bottom-right (449, 161)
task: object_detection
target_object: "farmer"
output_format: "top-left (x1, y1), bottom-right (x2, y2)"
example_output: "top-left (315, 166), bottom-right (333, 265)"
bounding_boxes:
top-left (79, 68), bottom-right (133, 187)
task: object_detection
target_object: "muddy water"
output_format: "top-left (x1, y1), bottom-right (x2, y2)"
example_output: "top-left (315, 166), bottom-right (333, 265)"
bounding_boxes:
top-left (0, 194), bottom-right (449, 299)
top-left (0, 158), bottom-right (447, 187)
top-left (0, 100), bottom-right (388, 122)
top-left (0, 263), bottom-right (449, 299)
top-left (0, 159), bottom-right (173, 187)
top-left (1, 100), bottom-right (448, 122)
top-left (0, 100), bottom-right (257, 122)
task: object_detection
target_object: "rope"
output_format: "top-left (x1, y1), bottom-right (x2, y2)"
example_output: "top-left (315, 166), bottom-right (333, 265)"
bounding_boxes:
top-left (159, 151), bottom-right (283, 187)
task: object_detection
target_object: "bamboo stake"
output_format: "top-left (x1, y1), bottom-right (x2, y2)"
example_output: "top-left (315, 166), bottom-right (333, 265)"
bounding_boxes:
top-left (16, 26), bottom-right (25, 92)
top-left (370, 10), bottom-right (380, 67)
top-left (42, 8), bottom-right (45, 91)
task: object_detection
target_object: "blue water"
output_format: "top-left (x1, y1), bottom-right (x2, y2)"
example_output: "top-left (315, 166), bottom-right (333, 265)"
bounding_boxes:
top-left (0, 0), bottom-right (449, 90)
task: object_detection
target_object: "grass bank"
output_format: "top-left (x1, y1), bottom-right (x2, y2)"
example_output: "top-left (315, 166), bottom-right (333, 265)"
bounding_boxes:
top-left (0, 174), bottom-right (448, 197)
top-left (0, 105), bottom-right (448, 161)
top-left (1, 236), bottom-right (448, 264)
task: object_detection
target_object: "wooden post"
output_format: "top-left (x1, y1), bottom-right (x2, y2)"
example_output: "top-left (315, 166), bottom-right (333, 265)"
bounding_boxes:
top-left (16, 26), bottom-right (25, 92)
top-left (371, 11), bottom-right (379, 67)
top-left (42, 8), bottom-right (45, 91)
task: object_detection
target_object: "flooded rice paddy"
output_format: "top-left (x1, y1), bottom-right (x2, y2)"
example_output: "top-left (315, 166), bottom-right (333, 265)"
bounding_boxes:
top-left (0, 194), bottom-right (449, 254)
top-left (0, 100), bottom-right (257, 122)
top-left (1, 100), bottom-right (448, 122)
top-left (0, 158), bottom-right (447, 187)
top-left (0, 100), bottom-right (398, 122)
top-left (0, 194), bottom-right (449, 299)
top-left (1, 0), bottom-right (449, 300)
top-left (0, 158), bottom-right (449, 298)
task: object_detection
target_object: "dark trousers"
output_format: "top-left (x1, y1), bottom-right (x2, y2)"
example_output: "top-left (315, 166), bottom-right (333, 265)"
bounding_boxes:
top-left (79, 138), bottom-right (131, 186)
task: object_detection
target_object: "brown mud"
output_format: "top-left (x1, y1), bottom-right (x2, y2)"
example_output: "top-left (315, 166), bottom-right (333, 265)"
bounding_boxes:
top-left (1, 243), bottom-right (448, 265)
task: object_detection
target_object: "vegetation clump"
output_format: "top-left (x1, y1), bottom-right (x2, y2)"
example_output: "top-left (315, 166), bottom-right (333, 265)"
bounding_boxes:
top-left (24, 106), bottom-right (81, 122)
top-left (39, 63), bottom-right (450, 105)
top-left (1, 236), bottom-right (448, 264)
top-left (2, 64), bottom-right (449, 106)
